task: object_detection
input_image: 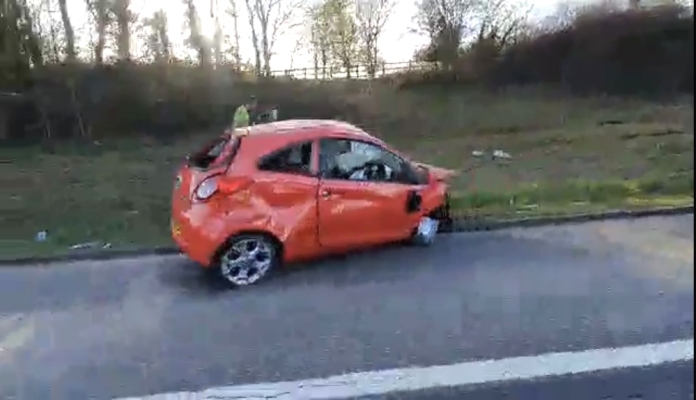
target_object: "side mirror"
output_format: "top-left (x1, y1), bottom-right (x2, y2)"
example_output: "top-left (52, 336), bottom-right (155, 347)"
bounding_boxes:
top-left (401, 162), bottom-right (429, 185)
top-left (414, 164), bottom-right (431, 184)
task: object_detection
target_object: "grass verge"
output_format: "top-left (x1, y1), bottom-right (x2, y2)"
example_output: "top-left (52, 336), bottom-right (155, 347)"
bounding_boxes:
top-left (1, 88), bottom-right (693, 261)
top-left (449, 177), bottom-right (694, 220)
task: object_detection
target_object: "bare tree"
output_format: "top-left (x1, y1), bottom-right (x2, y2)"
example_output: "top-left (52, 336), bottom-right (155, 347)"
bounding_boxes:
top-left (306, 1), bottom-right (333, 78)
top-left (243, 0), bottom-right (263, 72)
top-left (354, 0), bottom-right (393, 77)
top-left (38, 0), bottom-right (63, 63)
top-left (85, 0), bottom-right (111, 65)
top-left (327, 0), bottom-right (359, 78)
top-left (304, 0), bottom-right (361, 78)
top-left (155, 11), bottom-right (171, 61)
top-left (56, 0), bottom-right (76, 61)
top-left (226, 0), bottom-right (242, 66)
top-left (463, 0), bottom-right (531, 78)
top-left (287, 36), bottom-right (304, 69)
top-left (210, 0), bottom-right (223, 66)
top-left (413, 0), bottom-right (480, 69)
top-left (183, 0), bottom-right (211, 67)
top-left (112, 0), bottom-right (133, 61)
top-left (2, 0), bottom-right (44, 68)
top-left (539, 1), bottom-right (576, 31)
top-left (142, 9), bottom-right (170, 62)
top-left (246, 0), bottom-right (304, 75)
top-left (539, 0), bottom-right (623, 31)
top-left (474, 0), bottom-right (531, 48)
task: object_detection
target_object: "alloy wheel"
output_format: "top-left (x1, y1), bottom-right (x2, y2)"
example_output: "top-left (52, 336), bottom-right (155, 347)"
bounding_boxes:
top-left (220, 237), bottom-right (275, 286)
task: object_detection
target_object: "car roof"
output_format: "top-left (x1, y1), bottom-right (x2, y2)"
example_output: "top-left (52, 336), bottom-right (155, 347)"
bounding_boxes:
top-left (239, 119), bottom-right (374, 140)
top-left (230, 119), bottom-right (392, 172)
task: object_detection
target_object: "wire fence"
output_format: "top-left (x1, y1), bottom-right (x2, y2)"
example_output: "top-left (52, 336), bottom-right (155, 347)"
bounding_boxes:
top-left (267, 60), bottom-right (439, 80)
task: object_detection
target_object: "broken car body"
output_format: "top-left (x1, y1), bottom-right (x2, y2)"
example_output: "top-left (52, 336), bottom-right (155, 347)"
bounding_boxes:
top-left (171, 119), bottom-right (454, 287)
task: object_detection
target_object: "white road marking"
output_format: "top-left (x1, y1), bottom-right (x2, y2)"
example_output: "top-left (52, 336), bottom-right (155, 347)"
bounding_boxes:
top-left (116, 339), bottom-right (694, 400)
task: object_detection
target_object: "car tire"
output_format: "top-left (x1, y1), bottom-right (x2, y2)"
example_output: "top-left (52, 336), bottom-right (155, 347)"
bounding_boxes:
top-left (407, 194), bottom-right (451, 247)
top-left (433, 193), bottom-right (453, 233)
top-left (409, 216), bottom-right (440, 247)
top-left (215, 233), bottom-right (280, 288)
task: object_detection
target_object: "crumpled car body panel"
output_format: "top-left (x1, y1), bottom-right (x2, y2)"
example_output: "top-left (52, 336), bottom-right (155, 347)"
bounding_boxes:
top-left (171, 120), bottom-right (453, 268)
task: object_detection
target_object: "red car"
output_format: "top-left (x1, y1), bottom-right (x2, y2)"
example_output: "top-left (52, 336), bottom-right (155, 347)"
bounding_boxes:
top-left (171, 120), bottom-right (454, 288)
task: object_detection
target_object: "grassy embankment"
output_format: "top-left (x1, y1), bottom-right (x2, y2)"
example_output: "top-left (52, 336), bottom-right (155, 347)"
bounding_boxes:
top-left (1, 86), bottom-right (693, 260)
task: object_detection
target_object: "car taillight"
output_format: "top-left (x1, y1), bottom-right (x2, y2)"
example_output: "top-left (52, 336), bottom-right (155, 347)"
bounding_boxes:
top-left (194, 176), bottom-right (252, 201)
top-left (195, 177), bottom-right (219, 200)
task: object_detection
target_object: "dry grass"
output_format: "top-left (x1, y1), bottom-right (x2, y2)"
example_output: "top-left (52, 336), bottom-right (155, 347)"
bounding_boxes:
top-left (1, 87), bottom-right (693, 260)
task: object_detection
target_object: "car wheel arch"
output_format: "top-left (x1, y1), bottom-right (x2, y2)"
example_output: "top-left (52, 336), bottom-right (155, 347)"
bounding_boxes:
top-left (211, 229), bottom-right (284, 266)
top-left (425, 194), bottom-right (452, 232)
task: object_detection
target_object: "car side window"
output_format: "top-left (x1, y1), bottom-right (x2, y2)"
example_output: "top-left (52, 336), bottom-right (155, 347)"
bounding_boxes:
top-left (319, 138), bottom-right (411, 184)
top-left (258, 141), bottom-right (313, 175)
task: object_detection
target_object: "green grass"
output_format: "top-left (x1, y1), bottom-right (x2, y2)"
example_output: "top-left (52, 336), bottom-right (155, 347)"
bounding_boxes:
top-left (448, 178), bottom-right (694, 220)
top-left (1, 87), bottom-right (693, 260)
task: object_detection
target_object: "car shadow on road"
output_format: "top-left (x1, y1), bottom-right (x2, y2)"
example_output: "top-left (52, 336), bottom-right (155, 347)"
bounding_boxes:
top-left (257, 233), bottom-right (507, 290)
top-left (155, 238), bottom-right (481, 295)
top-left (154, 257), bottom-right (231, 298)
top-left (155, 230), bottom-right (583, 295)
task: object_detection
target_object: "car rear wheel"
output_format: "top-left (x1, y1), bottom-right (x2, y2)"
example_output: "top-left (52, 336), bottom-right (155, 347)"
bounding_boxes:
top-left (217, 234), bottom-right (279, 288)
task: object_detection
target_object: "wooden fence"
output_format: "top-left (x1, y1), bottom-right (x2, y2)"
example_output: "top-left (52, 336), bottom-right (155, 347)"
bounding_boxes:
top-left (268, 60), bottom-right (438, 80)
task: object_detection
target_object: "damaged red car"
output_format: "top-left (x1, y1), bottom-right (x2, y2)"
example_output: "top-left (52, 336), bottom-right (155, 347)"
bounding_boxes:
top-left (171, 120), bottom-right (455, 288)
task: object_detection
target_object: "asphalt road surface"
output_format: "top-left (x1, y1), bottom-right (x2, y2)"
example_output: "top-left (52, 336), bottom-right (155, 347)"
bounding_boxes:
top-left (0, 215), bottom-right (693, 400)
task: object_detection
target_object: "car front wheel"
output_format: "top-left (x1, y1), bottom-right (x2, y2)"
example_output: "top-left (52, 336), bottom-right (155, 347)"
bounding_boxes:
top-left (410, 216), bottom-right (440, 246)
top-left (408, 194), bottom-right (452, 246)
top-left (217, 234), bottom-right (279, 288)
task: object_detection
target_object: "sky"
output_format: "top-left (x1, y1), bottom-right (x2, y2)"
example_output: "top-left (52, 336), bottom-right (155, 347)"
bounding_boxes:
top-left (53, 0), bottom-right (589, 71)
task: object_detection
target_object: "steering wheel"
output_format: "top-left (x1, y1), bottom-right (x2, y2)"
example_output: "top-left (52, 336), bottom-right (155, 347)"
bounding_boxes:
top-left (345, 161), bottom-right (387, 181)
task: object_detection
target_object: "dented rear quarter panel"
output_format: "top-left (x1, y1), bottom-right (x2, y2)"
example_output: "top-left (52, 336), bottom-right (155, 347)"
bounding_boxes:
top-left (173, 134), bottom-right (323, 267)
top-left (214, 171), bottom-right (321, 263)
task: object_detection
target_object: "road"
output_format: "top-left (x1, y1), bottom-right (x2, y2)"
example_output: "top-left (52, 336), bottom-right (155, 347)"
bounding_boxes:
top-left (0, 215), bottom-right (693, 400)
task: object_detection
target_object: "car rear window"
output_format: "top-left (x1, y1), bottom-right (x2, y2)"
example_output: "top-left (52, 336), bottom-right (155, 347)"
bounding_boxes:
top-left (187, 134), bottom-right (240, 170)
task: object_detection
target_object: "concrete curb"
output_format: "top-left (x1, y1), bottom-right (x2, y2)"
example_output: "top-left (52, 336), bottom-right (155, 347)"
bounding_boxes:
top-left (1, 205), bottom-right (692, 267)
top-left (0, 246), bottom-right (180, 267)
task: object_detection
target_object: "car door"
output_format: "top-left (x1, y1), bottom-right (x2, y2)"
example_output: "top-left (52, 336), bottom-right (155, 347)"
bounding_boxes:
top-left (316, 138), bottom-right (423, 251)
top-left (253, 140), bottom-right (321, 261)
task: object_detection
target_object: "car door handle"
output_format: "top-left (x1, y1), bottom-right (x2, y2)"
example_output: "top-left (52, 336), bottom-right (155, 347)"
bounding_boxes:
top-left (321, 189), bottom-right (345, 198)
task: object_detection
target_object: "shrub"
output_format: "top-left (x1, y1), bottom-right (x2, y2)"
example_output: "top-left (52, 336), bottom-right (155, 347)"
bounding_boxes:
top-left (2, 5), bottom-right (692, 144)
top-left (402, 5), bottom-right (694, 96)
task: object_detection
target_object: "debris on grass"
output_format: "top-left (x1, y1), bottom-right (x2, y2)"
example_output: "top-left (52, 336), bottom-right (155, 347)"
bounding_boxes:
top-left (69, 241), bottom-right (112, 251)
top-left (34, 231), bottom-right (47, 242)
